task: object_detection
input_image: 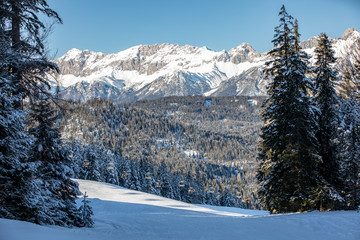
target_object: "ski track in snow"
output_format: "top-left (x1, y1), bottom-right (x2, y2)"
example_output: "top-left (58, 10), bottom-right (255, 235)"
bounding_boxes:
top-left (1, 179), bottom-right (359, 240)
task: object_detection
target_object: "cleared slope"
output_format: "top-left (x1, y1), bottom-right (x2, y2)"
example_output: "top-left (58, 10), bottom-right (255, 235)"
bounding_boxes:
top-left (1, 179), bottom-right (359, 240)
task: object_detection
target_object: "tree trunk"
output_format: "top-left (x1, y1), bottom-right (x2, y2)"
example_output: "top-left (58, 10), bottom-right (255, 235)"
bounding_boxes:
top-left (11, 2), bottom-right (21, 50)
top-left (10, 2), bottom-right (23, 109)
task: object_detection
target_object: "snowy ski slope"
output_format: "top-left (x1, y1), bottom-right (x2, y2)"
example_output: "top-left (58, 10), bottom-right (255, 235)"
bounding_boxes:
top-left (1, 179), bottom-right (359, 240)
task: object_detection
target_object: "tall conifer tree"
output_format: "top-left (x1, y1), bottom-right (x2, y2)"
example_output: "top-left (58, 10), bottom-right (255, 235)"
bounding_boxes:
top-left (0, 57), bottom-right (35, 220)
top-left (0, 3), bottom-right (37, 220)
top-left (0, 0), bottom-right (92, 226)
top-left (338, 41), bottom-right (360, 209)
top-left (258, 5), bottom-right (324, 213)
top-left (313, 33), bottom-right (343, 209)
top-left (28, 97), bottom-right (86, 226)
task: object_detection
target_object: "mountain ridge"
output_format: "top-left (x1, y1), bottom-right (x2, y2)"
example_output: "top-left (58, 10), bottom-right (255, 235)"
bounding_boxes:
top-left (52, 28), bottom-right (359, 103)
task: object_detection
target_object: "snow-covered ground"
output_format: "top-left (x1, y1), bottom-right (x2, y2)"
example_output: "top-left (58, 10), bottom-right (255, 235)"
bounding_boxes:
top-left (1, 179), bottom-right (359, 240)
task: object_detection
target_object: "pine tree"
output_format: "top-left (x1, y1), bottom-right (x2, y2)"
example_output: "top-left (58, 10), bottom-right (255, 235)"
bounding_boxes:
top-left (78, 192), bottom-right (94, 227)
top-left (0, 9), bottom-right (40, 221)
top-left (338, 99), bottom-right (360, 209)
top-left (103, 149), bottom-right (119, 185)
top-left (28, 97), bottom-right (83, 226)
top-left (140, 158), bottom-right (157, 194)
top-left (293, 19), bottom-right (301, 53)
top-left (2, 0), bottom-right (62, 106)
top-left (313, 33), bottom-right (343, 209)
top-left (156, 162), bottom-right (174, 199)
top-left (0, 1), bottom-right (92, 225)
top-left (83, 144), bottom-right (102, 181)
top-left (0, 66), bottom-right (36, 219)
top-left (338, 42), bottom-right (360, 209)
top-left (340, 40), bottom-right (360, 102)
top-left (257, 5), bottom-right (324, 213)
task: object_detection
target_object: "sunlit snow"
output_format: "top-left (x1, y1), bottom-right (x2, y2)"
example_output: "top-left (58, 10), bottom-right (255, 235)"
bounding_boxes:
top-left (1, 179), bottom-right (359, 240)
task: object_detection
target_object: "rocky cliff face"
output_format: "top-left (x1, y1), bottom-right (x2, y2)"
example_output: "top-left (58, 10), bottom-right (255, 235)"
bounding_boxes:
top-left (52, 28), bottom-right (360, 103)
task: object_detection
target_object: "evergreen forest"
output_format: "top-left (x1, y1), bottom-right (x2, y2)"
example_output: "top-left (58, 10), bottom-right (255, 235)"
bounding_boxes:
top-left (60, 96), bottom-right (265, 209)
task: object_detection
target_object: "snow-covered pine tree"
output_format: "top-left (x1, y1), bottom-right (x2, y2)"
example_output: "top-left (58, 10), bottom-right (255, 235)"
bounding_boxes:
top-left (28, 96), bottom-right (85, 226)
top-left (64, 140), bottom-right (85, 178)
top-left (83, 144), bottom-right (103, 181)
top-left (78, 192), bottom-right (93, 228)
top-left (156, 162), bottom-right (174, 199)
top-left (0, 0), bottom-right (91, 226)
top-left (129, 159), bottom-right (141, 191)
top-left (338, 42), bottom-right (360, 210)
top-left (313, 33), bottom-right (344, 210)
top-left (140, 158), bottom-right (157, 194)
top-left (0, 8), bottom-right (43, 223)
top-left (338, 99), bottom-right (360, 209)
top-left (103, 149), bottom-right (119, 185)
top-left (2, 0), bottom-right (62, 106)
top-left (0, 57), bottom-right (36, 220)
top-left (257, 5), bottom-right (323, 213)
top-left (340, 39), bottom-right (360, 102)
top-left (119, 159), bottom-right (132, 189)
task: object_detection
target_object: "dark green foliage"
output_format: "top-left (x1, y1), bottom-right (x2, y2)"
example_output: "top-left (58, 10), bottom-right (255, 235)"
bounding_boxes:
top-left (338, 99), bottom-right (360, 209)
top-left (0, 0), bottom-right (91, 227)
top-left (156, 162), bottom-right (174, 199)
top-left (313, 33), bottom-right (343, 209)
top-left (258, 5), bottom-right (325, 213)
top-left (0, 10), bottom-right (35, 220)
top-left (0, 80), bottom-right (36, 220)
top-left (79, 192), bottom-right (93, 227)
top-left (338, 42), bottom-right (360, 209)
top-left (1, 0), bottom-right (62, 106)
top-left (1, 0), bottom-right (62, 54)
top-left (28, 98), bottom-right (84, 226)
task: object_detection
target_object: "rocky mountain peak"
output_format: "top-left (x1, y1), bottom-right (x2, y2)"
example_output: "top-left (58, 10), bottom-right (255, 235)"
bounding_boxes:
top-left (341, 27), bottom-right (358, 39)
top-left (59, 48), bottom-right (83, 59)
top-left (229, 43), bottom-right (257, 54)
top-left (228, 43), bottom-right (260, 63)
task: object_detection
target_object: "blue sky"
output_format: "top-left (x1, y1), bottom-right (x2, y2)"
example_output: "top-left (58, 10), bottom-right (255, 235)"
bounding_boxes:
top-left (45, 0), bottom-right (360, 58)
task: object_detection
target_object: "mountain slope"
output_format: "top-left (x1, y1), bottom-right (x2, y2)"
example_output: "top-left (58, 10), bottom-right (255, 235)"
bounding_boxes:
top-left (1, 179), bottom-right (359, 240)
top-left (52, 28), bottom-right (360, 103)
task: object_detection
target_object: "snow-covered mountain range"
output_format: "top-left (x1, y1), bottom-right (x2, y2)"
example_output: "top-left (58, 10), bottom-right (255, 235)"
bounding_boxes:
top-left (52, 28), bottom-right (360, 103)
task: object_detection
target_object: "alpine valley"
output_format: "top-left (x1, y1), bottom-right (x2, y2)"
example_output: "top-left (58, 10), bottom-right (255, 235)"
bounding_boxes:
top-left (52, 28), bottom-right (360, 103)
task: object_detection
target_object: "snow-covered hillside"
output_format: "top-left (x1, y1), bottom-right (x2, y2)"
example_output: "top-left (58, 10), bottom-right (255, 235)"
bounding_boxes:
top-left (51, 28), bottom-right (360, 103)
top-left (1, 179), bottom-right (359, 240)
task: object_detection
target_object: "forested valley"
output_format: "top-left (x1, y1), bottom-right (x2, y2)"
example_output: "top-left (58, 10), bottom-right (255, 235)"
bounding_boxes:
top-left (59, 96), bottom-right (266, 209)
